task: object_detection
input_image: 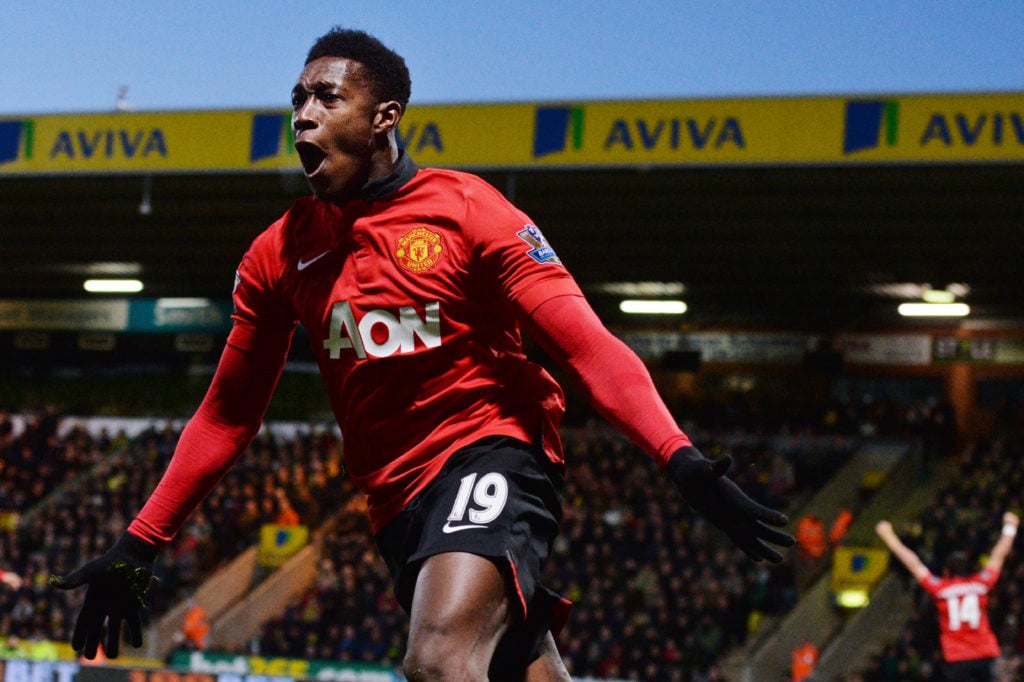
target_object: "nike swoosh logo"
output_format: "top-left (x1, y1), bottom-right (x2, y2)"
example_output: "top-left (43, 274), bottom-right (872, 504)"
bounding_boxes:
top-left (442, 521), bottom-right (487, 534)
top-left (297, 250), bottom-right (331, 271)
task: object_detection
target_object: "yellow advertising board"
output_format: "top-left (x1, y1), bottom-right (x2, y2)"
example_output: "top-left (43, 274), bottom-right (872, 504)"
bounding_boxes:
top-left (258, 523), bottom-right (309, 567)
top-left (1, 92), bottom-right (1021, 175)
top-left (831, 546), bottom-right (890, 593)
top-left (0, 110), bottom-right (294, 174)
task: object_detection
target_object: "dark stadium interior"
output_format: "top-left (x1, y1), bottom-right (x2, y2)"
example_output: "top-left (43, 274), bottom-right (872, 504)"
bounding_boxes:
top-left (2, 162), bottom-right (1022, 331)
top-left (2, 143), bottom-right (1024, 681)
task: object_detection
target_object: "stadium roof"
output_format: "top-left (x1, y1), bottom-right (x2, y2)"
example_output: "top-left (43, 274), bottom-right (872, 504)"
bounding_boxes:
top-left (3, 162), bottom-right (1021, 332)
top-left (2, 95), bottom-right (1022, 333)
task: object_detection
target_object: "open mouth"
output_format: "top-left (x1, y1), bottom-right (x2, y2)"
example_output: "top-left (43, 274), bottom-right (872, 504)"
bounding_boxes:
top-left (295, 141), bottom-right (327, 176)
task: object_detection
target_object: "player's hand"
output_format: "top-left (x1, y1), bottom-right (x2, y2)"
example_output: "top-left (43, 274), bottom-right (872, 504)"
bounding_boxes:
top-left (668, 446), bottom-right (794, 562)
top-left (49, 532), bottom-right (159, 659)
top-left (875, 520), bottom-right (893, 536)
top-left (1004, 512), bottom-right (1020, 528)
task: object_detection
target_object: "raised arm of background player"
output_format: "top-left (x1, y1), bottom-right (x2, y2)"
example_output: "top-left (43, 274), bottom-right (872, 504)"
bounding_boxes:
top-left (987, 512), bottom-right (1021, 572)
top-left (876, 512), bottom-right (1020, 579)
top-left (50, 290), bottom-right (793, 659)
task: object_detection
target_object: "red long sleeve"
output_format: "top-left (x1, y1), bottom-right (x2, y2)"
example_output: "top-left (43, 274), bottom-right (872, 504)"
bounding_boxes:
top-left (525, 294), bottom-right (691, 467)
top-left (128, 326), bottom-right (292, 546)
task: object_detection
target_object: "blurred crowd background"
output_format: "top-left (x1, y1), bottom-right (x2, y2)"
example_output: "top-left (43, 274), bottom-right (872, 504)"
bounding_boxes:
top-left (3, 385), bottom-right (1020, 681)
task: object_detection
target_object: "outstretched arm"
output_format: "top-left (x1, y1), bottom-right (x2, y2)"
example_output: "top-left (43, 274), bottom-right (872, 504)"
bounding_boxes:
top-left (50, 323), bottom-right (292, 658)
top-left (129, 326), bottom-right (292, 544)
top-left (875, 520), bottom-right (930, 580)
top-left (524, 294), bottom-right (690, 464)
top-left (984, 511), bottom-right (1019, 574)
top-left (528, 292), bottom-right (696, 462)
top-left (525, 294), bottom-right (793, 562)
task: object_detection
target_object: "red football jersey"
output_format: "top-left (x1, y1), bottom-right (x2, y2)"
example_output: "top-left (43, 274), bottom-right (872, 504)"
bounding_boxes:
top-left (920, 569), bottom-right (1001, 662)
top-left (230, 159), bottom-right (582, 531)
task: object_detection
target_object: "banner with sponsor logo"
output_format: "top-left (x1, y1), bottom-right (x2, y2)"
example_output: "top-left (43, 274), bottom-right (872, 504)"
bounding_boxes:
top-left (619, 330), bottom-right (807, 363)
top-left (831, 546), bottom-right (890, 594)
top-left (0, 299), bottom-right (232, 332)
top-left (0, 655), bottom-right (627, 682)
top-left (0, 654), bottom-right (630, 682)
top-left (834, 333), bottom-right (933, 366)
top-left (993, 338), bottom-right (1024, 364)
top-left (171, 650), bottom-right (400, 681)
top-left (0, 111), bottom-right (293, 174)
top-left (933, 336), bottom-right (1024, 364)
top-left (933, 336), bottom-right (996, 363)
top-left (258, 524), bottom-right (309, 567)
top-left (1, 92), bottom-right (1021, 175)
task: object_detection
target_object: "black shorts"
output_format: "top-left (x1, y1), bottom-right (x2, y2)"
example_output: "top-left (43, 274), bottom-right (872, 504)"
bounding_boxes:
top-left (942, 657), bottom-right (993, 682)
top-left (374, 436), bottom-right (570, 673)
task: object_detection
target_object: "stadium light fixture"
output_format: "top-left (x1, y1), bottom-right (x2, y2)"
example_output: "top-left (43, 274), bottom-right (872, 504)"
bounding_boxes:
top-left (596, 281), bottom-right (686, 296)
top-left (921, 288), bottom-right (956, 304)
top-left (83, 261), bottom-right (142, 276)
top-left (619, 300), bottom-right (688, 315)
top-left (835, 589), bottom-right (870, 609)
top-left (83, 278), bottom-right (144, 294)
top-left (897, 302), bottom-right (970, 317)
top-left (156, 297), bottom-right (211, 308)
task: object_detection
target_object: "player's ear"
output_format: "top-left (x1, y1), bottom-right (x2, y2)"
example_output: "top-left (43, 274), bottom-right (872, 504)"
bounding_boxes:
top-left (373, 100), bottom-right (402, 134)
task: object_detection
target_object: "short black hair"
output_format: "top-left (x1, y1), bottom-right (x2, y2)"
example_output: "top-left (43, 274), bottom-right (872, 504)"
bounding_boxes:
top-left (306, 28), bottom-right (411, 111)
top-left (944, 551), bottom-right (971, 577)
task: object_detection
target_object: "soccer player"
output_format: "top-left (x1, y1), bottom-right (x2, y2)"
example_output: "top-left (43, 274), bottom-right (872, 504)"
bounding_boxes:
top-left (875, 512), bottom-right (1019, 682)
top-left (50, 27), bottom-right (793, 681)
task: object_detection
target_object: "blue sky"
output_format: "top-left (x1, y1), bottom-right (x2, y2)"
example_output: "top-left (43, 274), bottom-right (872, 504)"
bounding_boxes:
top-left (1, 1), bottom-right (1020, 115)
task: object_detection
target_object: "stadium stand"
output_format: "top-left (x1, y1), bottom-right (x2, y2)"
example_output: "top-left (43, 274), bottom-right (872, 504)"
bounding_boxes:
top-left (0, 388), bottom-right (972, 679)
top-left (847, 433), bottom-right (1024, 682)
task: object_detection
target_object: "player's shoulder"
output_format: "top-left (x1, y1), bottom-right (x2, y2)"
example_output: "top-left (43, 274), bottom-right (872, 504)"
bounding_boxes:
top-left (977, 567), bottom-right (999, 584)
top-left (280, 195), bottom-right (332, 232)
top-left (414, 167), bottom-right (511, 204)
top-left (241, 196), bottom-right (334, 278)
top-left (253, 196), bottom-right (327, 247)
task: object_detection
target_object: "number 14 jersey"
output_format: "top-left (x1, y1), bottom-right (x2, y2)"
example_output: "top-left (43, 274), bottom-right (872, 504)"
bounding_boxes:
top-left (920, 568), bottom-right (1001, 662)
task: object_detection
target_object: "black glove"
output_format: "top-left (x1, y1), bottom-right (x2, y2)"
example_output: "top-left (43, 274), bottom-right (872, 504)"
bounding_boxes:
top-left (668, 446), bottom-right (795, 562)
top-left (49, 532), bottom-right (159, 659)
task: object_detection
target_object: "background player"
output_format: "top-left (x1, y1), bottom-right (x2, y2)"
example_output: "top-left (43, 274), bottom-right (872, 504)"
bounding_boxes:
top-left (875, 512), bottom-right (1019, 682)
top-left (50, 27), bottom-right (793, 681)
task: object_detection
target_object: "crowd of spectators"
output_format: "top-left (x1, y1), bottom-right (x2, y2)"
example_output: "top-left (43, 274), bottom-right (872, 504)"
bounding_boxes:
top-left (0, 388), bottom-right (961, 680)
top-left (247, 426), bottom-right (849, 680)
top-left (661, 385), bottom-right (955, 446)
top-left (854, 434), bottom-right (1024, 682)
top-left (0, 406), bottom-right (105, 513)
top-left (251, 483), bottom-right (405, 664)
top-left (0, 406), bottom-right (124, 651)
top-left (143, 425), bottom-right (348, 614)
top-left (0, 408), bottom-right (347, 645)
top-left (533, 429), bottom-right (803, 679)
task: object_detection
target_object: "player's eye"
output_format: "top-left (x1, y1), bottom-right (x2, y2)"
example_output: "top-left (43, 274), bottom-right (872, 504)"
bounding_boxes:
top-left (290, 91), bottom-right (306, 109)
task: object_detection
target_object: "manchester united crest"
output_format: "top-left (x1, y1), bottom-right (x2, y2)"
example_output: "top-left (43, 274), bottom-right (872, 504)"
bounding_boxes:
top-left (396, 227), bottom-right (443, 273)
